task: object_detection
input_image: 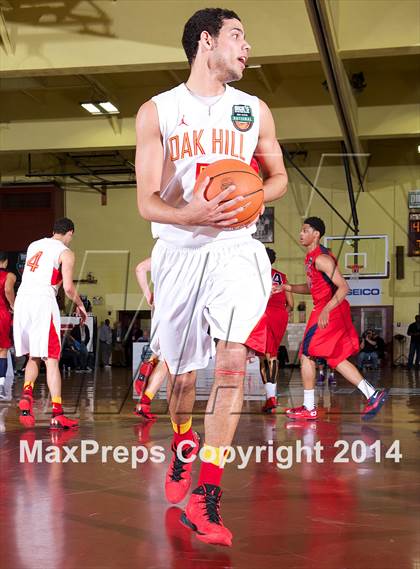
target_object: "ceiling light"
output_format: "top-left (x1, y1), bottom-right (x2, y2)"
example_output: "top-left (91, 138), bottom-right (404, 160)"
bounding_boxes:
top-left (98, 102), bottom-right (119, 114)
top-left (246, 64), bottom-right (261, 69)
top-left (417, 144), bottom-right (420, 154)
top-left (81, 103), bottom-right (102, 115)
top-left (80, 101), bottom-right (120, 115)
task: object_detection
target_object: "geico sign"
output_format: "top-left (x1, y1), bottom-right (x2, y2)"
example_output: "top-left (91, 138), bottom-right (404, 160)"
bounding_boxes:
top-left (348, 288), bottom-right (380, 296)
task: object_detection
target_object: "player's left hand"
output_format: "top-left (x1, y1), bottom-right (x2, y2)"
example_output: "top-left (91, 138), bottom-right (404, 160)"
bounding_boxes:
top-left (76, 304), bottom-right (88, 324)
top-left (276, 283), bottom-right (292, 293)
top-left (318, 308), bottom-right (330, 329)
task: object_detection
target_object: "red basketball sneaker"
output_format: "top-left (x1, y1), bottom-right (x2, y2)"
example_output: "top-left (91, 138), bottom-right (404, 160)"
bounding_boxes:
top-left (181, 484), bottom-right (233, 547)
top-left (362, 389), bottom-right (389, 420)
top-left (262, 396), bottom-right (277, 414)
top-left (285, 405), bottom-right (318, 420)
top-left (50, 414), bottom-right (79, 429)
top-left (134, 402), bottom-right (156, 421)
top-left (165, 432), bottom-right (200, 504)
top-left (134, 359), bottom-right (158, 396)
top-left (18, 392), bottom-right (35, 428)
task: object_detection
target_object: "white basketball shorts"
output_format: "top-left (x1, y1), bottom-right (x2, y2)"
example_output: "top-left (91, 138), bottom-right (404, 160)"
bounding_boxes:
top-left (150, 236), bottom-right (271, 375)
top-left (13, 293), bottom-right (61, 359)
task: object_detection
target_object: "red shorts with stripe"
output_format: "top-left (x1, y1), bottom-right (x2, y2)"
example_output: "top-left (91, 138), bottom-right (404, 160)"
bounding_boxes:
top-left (299, 300), bottom-right (359, 368)
top-left (265, 308), bottom-right (289, 357)
top-left (0, 309), bottom-right (12, 349)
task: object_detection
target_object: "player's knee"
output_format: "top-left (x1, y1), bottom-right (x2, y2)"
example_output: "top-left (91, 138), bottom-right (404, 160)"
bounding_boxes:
top-left (300, 354), bottom-right (313, 366)
top-left (169, 372), bottom-right (195, 394)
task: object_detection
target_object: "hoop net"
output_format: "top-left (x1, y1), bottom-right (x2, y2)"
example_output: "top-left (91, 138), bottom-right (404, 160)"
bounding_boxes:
top-left (347, 264), bottom-right (364, 279)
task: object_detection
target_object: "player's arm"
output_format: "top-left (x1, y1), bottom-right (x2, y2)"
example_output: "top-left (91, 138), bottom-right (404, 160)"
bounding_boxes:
top-left (135, 101), bottom-right (244, 228)
top-left (60, 250), bottom-right (87, 323)
top-left (254, 100), bottom-right (288, 203)
top-left (135, 257), bottom-right (153, 306)
top-left (315, 254), bottom-right (350, 328)
top-left (280, 282), bottom-right (310, 294)
top-left (5, 273), bottom-right (16, 310)
top-left (285, 289), bottom-right (294, 312)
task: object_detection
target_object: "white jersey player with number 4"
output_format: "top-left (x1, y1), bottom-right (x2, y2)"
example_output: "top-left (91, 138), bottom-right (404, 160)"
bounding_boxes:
top-left (14, 237), bottom-right (69, 359)
top-left (14, 218), bottom-right (87, 430)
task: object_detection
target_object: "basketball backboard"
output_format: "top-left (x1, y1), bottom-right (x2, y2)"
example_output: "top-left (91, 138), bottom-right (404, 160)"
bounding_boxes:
top-left (323, 234), bottom-right (389, 279)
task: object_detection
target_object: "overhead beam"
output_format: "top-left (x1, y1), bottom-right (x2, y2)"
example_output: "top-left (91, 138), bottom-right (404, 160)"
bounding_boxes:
top-left (0, 0), bottom-right (316, 77)
top-left (0, 8), bottom-right (13, 54)
top-left (256, 66), bottom-right (275, 94)
top-left (1, 103), bottom-right (418, 153)
top-left (1, 0), bottom-right (418, 78)
top-left (305, 0), bottom-right (367, 188)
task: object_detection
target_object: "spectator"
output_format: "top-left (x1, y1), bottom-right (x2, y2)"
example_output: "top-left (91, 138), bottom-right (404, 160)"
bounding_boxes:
top-left (372, 330), bottom-right (386, 363)
top-left (61, 334), bottom-right (81, 371)
top-left (357, 329), bottom-right (379, 370)
top-left (131, 325), bottom-right (143, 343)
top-left (112, 321), bottom-right (127, 366)
top-left (139, 329), bottom-right (150, 342)
top-left (98, 319), bottom-right (113, 367)
top-left (407, 315), bottom-right (420, 369)
top-left (71, 318), bottom-right (91, 371)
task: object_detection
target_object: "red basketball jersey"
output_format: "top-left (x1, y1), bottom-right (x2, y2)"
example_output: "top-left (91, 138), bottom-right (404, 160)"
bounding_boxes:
top-left (0, 269), bottom-right (10, 311)
top-left (267, 269), bottom-right (287, 310)
top-left (305, 245), bottom-right (338, 307)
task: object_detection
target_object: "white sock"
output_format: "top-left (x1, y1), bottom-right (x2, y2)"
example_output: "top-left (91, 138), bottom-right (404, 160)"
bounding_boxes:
top-left (0, 377), bottom-right (5, 386)
top-left (265, 382), bottom-right (277, 399)
top-left (357, 379), bottom-right (375, 399)
top-left (303, 389), bottom-right (315, 410)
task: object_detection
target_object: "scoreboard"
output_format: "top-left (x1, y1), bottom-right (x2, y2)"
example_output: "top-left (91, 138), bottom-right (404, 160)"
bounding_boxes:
top-left (408, 212), bottom-right (420, 257)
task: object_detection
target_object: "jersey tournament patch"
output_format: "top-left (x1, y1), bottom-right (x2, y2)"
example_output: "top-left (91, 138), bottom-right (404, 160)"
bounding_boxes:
top-left (231, 105), bottom-right (254, 132)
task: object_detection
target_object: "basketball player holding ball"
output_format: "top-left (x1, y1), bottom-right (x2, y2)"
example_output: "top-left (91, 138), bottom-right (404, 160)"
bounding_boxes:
top-left (136, 8), bottom-right (287, 546)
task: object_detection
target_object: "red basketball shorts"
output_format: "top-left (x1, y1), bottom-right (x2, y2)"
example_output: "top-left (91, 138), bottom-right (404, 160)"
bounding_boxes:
top-left (0, 309), bottom-right (12, 349)
top-left (299, 300), bottom-right (359, 368)
top-left (264, 308), bottom-right (288, 357)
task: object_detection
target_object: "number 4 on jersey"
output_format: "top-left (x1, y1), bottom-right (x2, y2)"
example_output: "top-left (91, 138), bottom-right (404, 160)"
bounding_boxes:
top-left (26, 251), bottom-right (43, 272)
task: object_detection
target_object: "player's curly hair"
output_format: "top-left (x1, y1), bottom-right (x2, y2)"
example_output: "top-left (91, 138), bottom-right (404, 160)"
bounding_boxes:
top-left (53, 217), bottom-right (74, 235)
top-left (265, 247), bottom-right (276, 265)
top-left (182, 8), bottom-right (240, 65)
top-left (304, 216), bottom-right (325, 237)
top-left (0, 252), bottom-right (8, 263)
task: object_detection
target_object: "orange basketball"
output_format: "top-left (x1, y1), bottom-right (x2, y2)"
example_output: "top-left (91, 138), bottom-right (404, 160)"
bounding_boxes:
top-left (194, 159), bottom-right (264, 229)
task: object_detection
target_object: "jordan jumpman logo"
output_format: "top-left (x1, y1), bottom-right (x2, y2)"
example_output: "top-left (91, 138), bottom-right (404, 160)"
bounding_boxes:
top-left (178, 114), bottom-right (188, 126)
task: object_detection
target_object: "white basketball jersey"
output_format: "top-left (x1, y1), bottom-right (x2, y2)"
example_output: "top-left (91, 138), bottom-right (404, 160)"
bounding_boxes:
top-left (18, 237), bottom-right (68, 297)
top-left (151, 83), bottom-right (260, 247)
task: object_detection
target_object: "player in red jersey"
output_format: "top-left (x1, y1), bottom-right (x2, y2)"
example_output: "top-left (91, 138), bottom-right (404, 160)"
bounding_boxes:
top-left (260, 247), bottom-right (293, 413)
top-left (0, 252), bottom-right (16, 400)
top-left (280, 217), bottom-right (388, 421)
top-left (14, 218), bottom-right (87, 429)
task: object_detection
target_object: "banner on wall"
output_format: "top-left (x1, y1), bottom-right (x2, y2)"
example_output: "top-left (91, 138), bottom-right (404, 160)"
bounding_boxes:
top-left (347, 279), bottom-right (382, 306)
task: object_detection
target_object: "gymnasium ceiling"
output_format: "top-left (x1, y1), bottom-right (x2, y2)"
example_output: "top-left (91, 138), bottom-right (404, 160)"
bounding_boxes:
top-left (0, 0), bottom-right (419, 183)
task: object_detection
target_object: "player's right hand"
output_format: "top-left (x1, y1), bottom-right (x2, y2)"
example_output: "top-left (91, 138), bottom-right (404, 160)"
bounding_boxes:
top-left (181, 176), bottom-right (249, 228)
top-left (277, 283), bottom-right (292, 293)
top-left (76, 304), bottom-right (88, 324)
